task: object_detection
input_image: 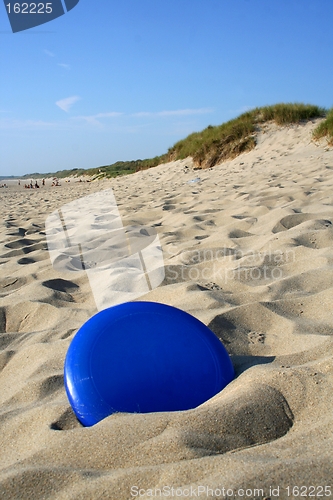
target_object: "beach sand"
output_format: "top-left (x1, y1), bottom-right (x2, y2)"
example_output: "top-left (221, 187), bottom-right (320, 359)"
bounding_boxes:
top-left (0, 120), bottom-right (333, 499)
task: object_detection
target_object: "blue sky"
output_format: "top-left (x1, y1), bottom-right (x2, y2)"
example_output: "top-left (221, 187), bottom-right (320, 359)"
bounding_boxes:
top-left (1, 0), bottom-right (333, 176)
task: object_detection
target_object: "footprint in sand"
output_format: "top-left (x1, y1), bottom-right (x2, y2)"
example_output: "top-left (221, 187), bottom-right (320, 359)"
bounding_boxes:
top-left (2, 241), bottom-right (46, 260)
top-left (4, 238), bottom-right (42, 249)
top-left (0, 277), bottom-right (27, 296)
top-left (229, 229), bottom-right (254, 238)
top-left (17, 257), bottom-right (37, 265)
top-left (6, 227), bottom-right (26, 237)
top-left (162, 204), bottom-right (176, 211)
top-left (194, 235), bottom-right (209, 240)
top-left (272, 213), bottom-right (317, 233)
top-left (42, 279), bottom-right (79, 294)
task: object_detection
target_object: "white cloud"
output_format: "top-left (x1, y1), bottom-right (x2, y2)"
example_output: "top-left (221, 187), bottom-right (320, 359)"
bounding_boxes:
top-left (44, 49), bottom-right (55, 57)
top-left (56, 96), bottom-right (81, 112)
top-left (132, 108), bottom-right (214, 117)
top-left (58, 63), bottom-right (70, 70)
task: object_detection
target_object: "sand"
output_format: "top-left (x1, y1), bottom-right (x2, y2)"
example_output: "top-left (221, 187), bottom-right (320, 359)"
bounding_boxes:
top-left (0, 120), bottom-right (333, 499)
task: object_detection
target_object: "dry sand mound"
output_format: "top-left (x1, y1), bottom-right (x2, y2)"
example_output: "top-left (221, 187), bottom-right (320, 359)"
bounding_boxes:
top-left (0, 120), bottom-right (333, 499)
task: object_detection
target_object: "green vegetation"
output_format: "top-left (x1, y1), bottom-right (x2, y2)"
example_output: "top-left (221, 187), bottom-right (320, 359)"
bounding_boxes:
top-left (20, 157), bottom-right (168, 180)
top-left (21, 168), bottom-right (87, 179)
top-left (168, 103), bottom-right (326, 168)
top-left (168, 113), bottom-right (257, 168)
top-left (254, 102), bottom-right (326, 124)
top-left (96, 156), bottom-right (168, 178)
top-left (20, 103), bottom-right (331, 179)
top-left (313, 107), bottom-right (333, 145)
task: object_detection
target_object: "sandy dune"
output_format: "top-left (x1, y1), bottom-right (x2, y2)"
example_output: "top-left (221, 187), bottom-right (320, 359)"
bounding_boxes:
top-left (0, 120), bottom-right (333, 499)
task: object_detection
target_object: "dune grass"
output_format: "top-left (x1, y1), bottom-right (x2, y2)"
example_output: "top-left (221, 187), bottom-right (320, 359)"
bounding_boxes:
top-left (95, 156), bottom-right (168, 178)
top-left (167, 114), bottom-right (256, 168)
top-left (167, 103), bottom-right (326, 169)
top-left (313, 107), bottom-right (333, 145)
top-left (255, 102), bottom-right (326, 125)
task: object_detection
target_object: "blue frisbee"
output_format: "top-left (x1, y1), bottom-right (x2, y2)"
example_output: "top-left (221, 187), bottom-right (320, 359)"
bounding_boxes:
top-left (64, 302), bottom-right (234, 426)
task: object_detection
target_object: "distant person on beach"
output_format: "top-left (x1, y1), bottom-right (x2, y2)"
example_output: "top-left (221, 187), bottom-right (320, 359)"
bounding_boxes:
top-left (42, 179), bottom-right (45, 186)
top-left (35, 181), bottom-right (39, 188)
